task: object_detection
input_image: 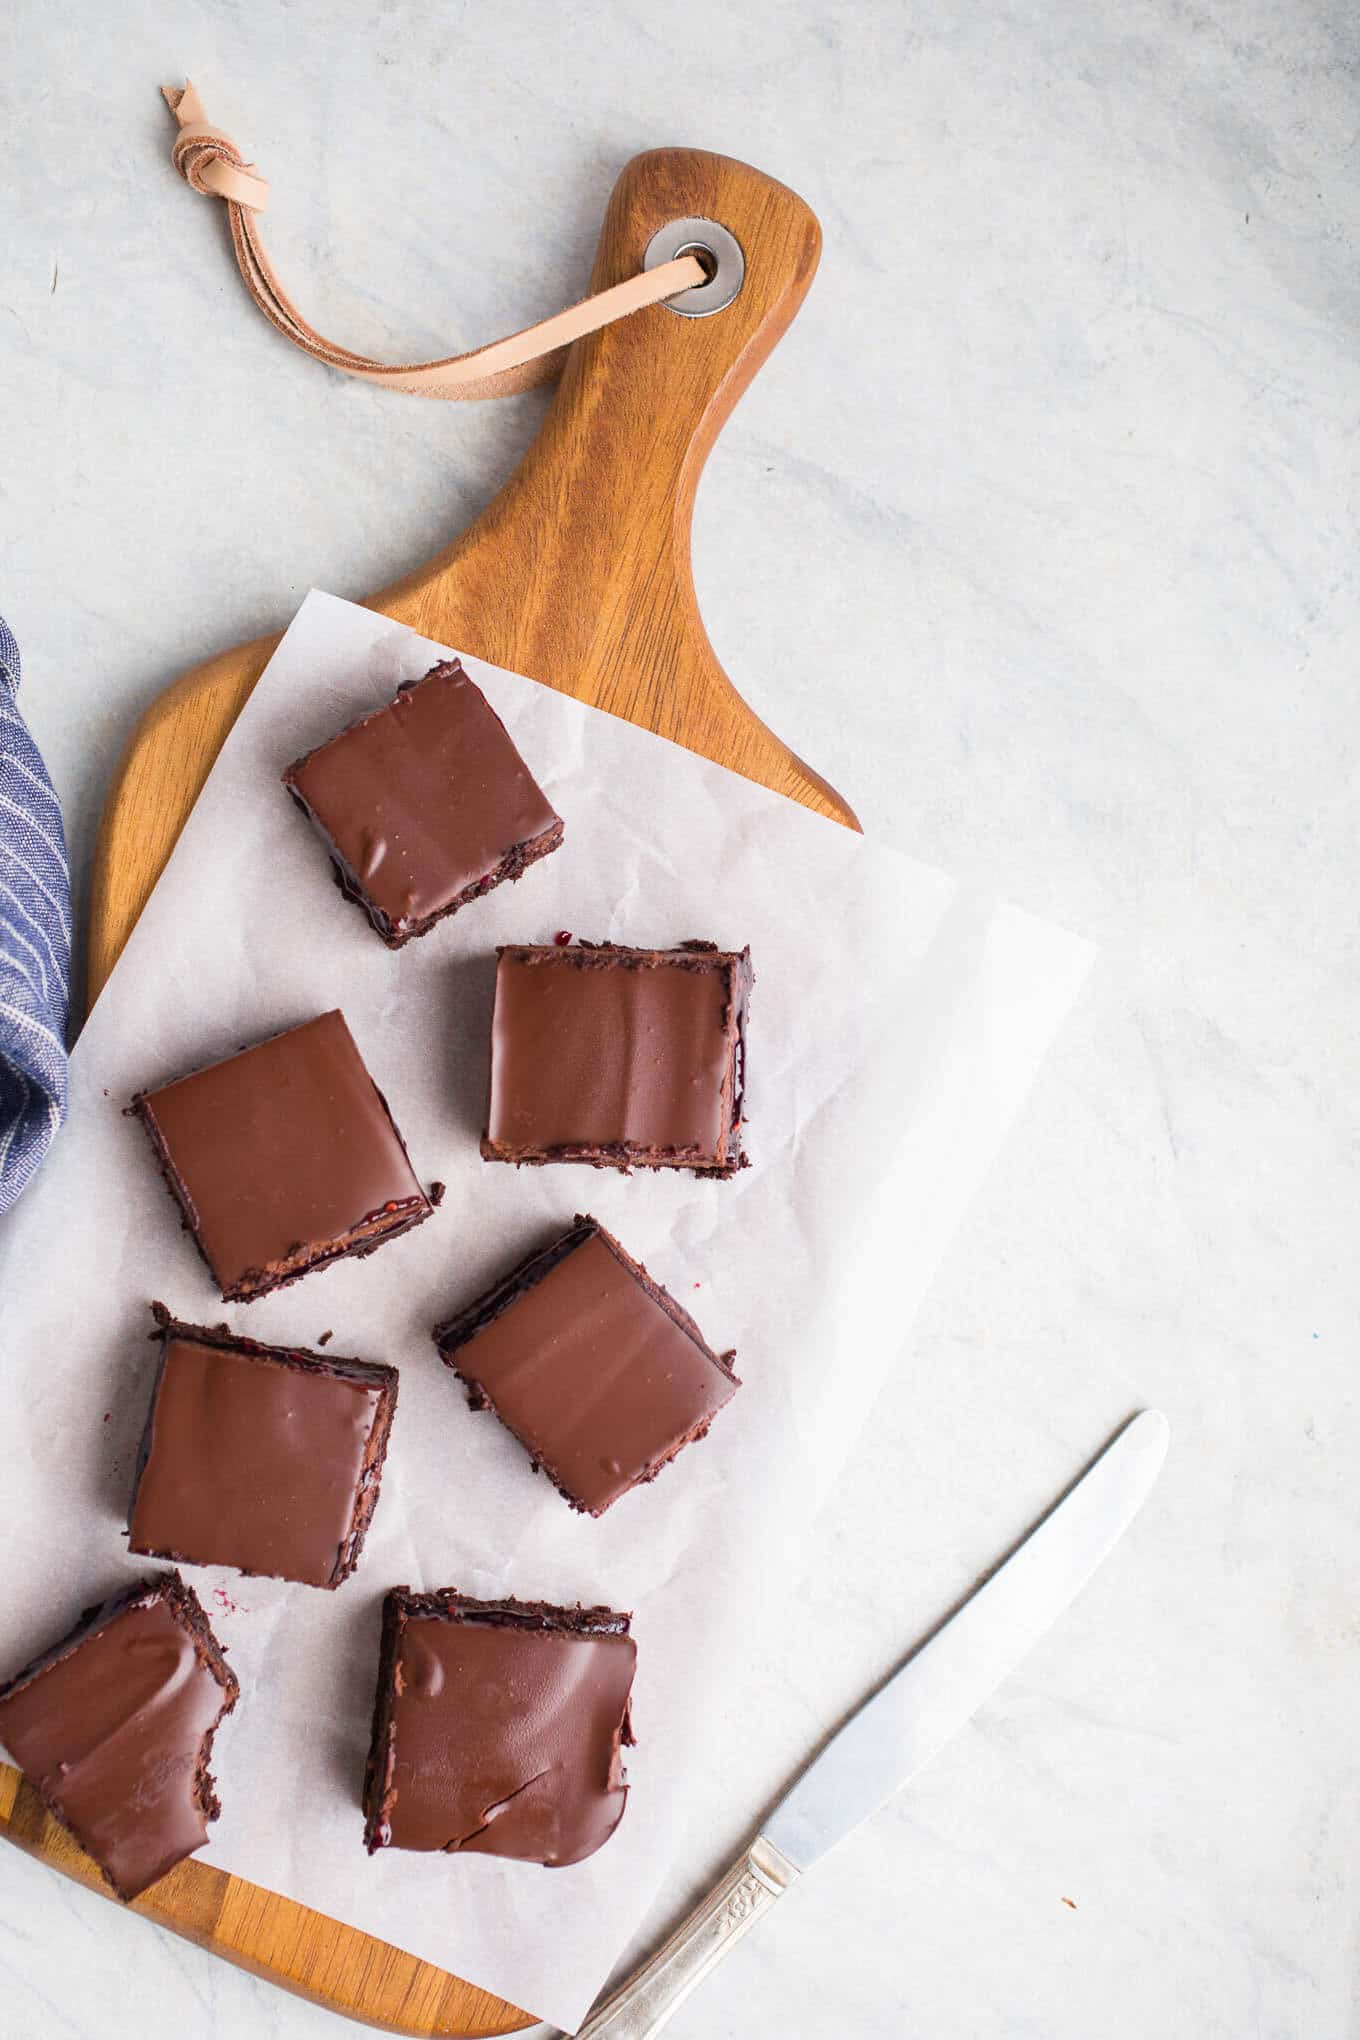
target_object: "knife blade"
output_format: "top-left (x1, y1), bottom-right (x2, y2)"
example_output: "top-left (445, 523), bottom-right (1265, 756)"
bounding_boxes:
top-left (765, 1406), bottom-right (1169, 1869)
top-left (574, 1409), bottom-right (1168, 2038)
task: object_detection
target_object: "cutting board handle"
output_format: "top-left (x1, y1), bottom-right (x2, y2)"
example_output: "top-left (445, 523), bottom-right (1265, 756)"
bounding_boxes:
top-left (375, 146), bottom-right (854, 820)
top-left (578, 144), bottom-right (821, 477)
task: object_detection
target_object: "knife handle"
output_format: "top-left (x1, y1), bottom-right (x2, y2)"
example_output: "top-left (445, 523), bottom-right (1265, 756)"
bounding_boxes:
top-left (574, 1834), bottom-right (800, 2038)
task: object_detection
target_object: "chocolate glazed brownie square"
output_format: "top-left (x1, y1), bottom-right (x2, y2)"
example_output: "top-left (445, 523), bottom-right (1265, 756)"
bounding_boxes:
top-left (0, 1570), bottom-right (238, 1901)
top-left (130, 1009), bottom-right (434, 1303)
top-left (482, 940), bottom-right (753, 1176)
top-left (435, 1216), bottom-right (740, 1514)
top-left (283, 659), bottom-right (563, 947)
top-left (363, 1590), bottom-right (636, 1867)
top-left (128, 1306), bottom-right (399, 1588)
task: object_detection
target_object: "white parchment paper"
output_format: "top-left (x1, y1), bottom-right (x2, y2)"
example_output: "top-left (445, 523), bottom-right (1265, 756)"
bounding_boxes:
top-left (0, 592), bottom-right (1091, 2030)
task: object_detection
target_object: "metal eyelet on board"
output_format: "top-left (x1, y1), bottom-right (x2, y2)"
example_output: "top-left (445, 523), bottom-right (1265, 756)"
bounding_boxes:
top-left (644, 217), bottom-right (746, 317)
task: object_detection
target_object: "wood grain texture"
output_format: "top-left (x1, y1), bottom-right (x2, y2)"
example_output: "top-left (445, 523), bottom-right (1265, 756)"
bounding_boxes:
top-left (6, 147), bottom-right (856, 2034)
top-left (0, 1771), bottom-right (527, 2035)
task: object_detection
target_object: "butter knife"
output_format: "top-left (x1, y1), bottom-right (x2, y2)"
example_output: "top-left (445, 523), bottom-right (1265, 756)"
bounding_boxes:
top-left (573, 1409), bottom-right (1169, 2038)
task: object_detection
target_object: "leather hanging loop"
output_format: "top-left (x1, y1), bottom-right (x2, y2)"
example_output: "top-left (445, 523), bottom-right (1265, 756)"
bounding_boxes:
top-left (160, 80), bottom-right (706, 401)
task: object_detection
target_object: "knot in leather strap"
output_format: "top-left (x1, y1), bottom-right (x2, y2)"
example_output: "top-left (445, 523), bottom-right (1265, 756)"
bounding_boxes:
top-left (164, 84), bottom-right (270, 211)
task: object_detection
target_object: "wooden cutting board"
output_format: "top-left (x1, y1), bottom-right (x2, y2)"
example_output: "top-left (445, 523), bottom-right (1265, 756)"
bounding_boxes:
top-left (0, 147), bottom-right (857, 2034)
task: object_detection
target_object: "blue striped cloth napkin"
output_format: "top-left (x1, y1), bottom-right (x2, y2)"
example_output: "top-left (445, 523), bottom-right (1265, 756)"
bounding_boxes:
top-left (0, 616), bottom-right (70, 1214)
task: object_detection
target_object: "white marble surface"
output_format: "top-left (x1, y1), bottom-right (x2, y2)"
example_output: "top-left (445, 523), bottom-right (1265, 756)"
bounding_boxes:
top-left (2, 2), bottom-right (1356, 2036)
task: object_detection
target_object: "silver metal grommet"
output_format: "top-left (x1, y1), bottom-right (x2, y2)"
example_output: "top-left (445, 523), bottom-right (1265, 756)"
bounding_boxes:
top-left (644, 217), bottom-right (745, 317)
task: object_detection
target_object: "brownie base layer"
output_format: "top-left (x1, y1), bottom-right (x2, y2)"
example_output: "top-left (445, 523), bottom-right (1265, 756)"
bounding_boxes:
top-left (361, 1590), bottom-right (634, 1856)
top-left (0, 1570), bottom-right (238, 1902)
top-left (481, 940), bottom-right (753, 1178)
top-left (478, 1139), bottom-right (748, 1176)
top-left (128, 1097), bottom-right (433, 1304)
top-left (128, 1306), bottom-right (400, 1588)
